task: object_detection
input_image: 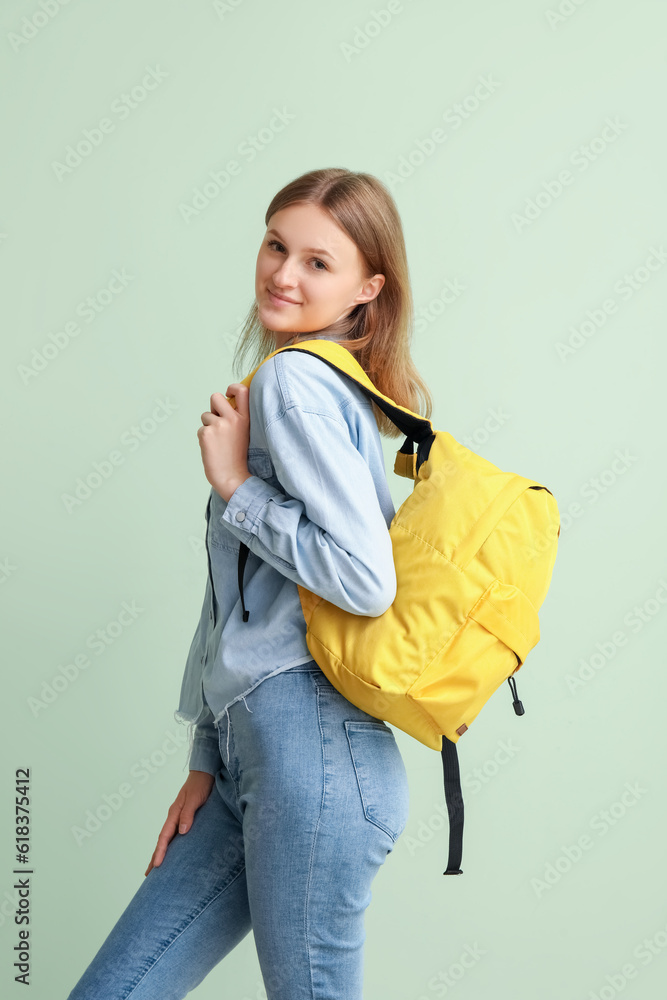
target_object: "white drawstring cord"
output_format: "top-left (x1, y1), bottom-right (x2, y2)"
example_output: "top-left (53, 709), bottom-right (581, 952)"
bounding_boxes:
top-left (225, 706), bottom-right (231, 762)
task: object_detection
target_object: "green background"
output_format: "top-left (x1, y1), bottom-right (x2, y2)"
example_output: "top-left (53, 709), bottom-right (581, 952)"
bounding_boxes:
top-left (1, 1), bottom-right (665, 997)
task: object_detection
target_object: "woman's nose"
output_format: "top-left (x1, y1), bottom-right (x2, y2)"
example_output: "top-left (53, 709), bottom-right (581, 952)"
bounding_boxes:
top-left (272, 261), bottom-right (298, 287)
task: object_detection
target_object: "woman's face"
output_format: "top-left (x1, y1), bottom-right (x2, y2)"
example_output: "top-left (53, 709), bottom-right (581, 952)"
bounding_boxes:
top-left (255, 202), bottom-right (384, 346)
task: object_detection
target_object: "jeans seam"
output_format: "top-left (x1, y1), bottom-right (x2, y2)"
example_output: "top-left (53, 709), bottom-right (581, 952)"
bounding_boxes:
top-left (123, 864), bottom-right (247, 998)
top-left (225, 716), bottom-right (242, 799)
top-left (303, 675), bottom-right (326, 999)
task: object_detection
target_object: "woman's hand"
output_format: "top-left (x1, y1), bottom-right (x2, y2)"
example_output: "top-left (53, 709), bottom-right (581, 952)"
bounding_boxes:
top-left (198, 384), bottom-right (252, 501)
top-left (144, 770), bottom-right (215, 876)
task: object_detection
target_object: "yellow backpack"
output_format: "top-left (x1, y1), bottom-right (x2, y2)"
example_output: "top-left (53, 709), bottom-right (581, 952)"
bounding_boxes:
top-left (235, 339), bottom-right (561, 875)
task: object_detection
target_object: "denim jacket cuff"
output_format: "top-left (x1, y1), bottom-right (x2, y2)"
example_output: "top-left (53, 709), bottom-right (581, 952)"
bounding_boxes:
top-left (219, 475), bottom-right (281, 540)
top-left (189, 735), bottom-right (223, 775)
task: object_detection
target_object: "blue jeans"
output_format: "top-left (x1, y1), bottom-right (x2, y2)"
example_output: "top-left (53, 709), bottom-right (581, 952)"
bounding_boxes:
top-left (66, 661), bottom-right (410, 999)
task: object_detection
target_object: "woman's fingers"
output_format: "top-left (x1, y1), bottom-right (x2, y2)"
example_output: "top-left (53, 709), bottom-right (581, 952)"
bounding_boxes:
top-left (225, 384), bottom-right (249, 417)
top-left (153, 816), bottom-right (177, 866)
top-left (143, 774), bottom-right (214, 877)
top-left (144, 799), bottom-right (183, 876)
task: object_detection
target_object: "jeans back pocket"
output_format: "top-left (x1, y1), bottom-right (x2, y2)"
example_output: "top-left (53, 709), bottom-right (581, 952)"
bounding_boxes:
top-left (344, 720), bottom-right (410, 842)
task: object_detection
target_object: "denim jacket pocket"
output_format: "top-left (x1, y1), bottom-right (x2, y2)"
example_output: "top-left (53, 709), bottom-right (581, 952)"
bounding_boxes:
top-left (344, 720), bottom-right (410, 842)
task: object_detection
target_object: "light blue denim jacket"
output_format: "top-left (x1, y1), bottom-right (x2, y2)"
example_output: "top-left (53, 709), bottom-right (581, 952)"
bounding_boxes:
top-left (174, 335), bottom-right (397, 774)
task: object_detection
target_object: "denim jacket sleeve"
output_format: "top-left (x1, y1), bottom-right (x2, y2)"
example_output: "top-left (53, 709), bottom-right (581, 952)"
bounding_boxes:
top-left (189, 704), bottom-right (222, 775)
top-left (218, 390), bottom-right (397, 617)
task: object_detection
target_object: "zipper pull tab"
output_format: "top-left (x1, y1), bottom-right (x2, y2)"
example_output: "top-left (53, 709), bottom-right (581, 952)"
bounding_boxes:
top-left (508, 674), bottom-right (525, 716)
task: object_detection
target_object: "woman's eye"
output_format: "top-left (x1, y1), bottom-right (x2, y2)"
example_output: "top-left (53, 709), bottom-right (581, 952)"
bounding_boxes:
top-left (267, 240), bottom-right (327, 271)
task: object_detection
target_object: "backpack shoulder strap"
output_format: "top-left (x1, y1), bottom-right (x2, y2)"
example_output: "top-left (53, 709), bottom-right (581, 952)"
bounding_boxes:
top-left (248, 339), bottom-right (434, 446)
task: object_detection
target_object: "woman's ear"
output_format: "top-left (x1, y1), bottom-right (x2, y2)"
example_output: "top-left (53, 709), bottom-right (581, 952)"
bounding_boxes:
top-left (358, 273), bottom-right (385, 305)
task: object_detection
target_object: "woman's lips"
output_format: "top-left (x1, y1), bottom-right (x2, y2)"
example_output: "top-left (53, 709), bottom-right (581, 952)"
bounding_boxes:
top-left (268, 289), bottom-right (299, 306)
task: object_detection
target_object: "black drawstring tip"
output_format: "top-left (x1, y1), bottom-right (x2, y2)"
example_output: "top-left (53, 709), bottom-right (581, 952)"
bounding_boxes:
top-left (237, 544), bottom-right (251, 623)
top-left (443, 868), bottom-right (463, 876)
top-left (508, 673), bottom-right (525, 716)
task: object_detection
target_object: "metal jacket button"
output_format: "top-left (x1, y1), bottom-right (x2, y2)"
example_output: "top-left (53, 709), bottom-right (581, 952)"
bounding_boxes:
top-left (235, 511), bottom-right (246, 522)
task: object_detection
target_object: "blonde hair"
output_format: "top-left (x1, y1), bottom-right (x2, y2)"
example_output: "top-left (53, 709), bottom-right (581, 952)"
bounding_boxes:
top-left (231, 167), bottom-right (433, 438)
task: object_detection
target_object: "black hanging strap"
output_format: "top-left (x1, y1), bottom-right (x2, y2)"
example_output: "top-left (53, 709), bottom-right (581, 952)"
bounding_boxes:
top-left (441, 736), bottom-right (464, 875)
top-left (440, 675), bottom-right (526, 875)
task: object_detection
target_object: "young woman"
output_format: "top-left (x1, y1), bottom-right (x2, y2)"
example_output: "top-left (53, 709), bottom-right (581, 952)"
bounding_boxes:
top-left (67, 167), bottom-right (433, 1000)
